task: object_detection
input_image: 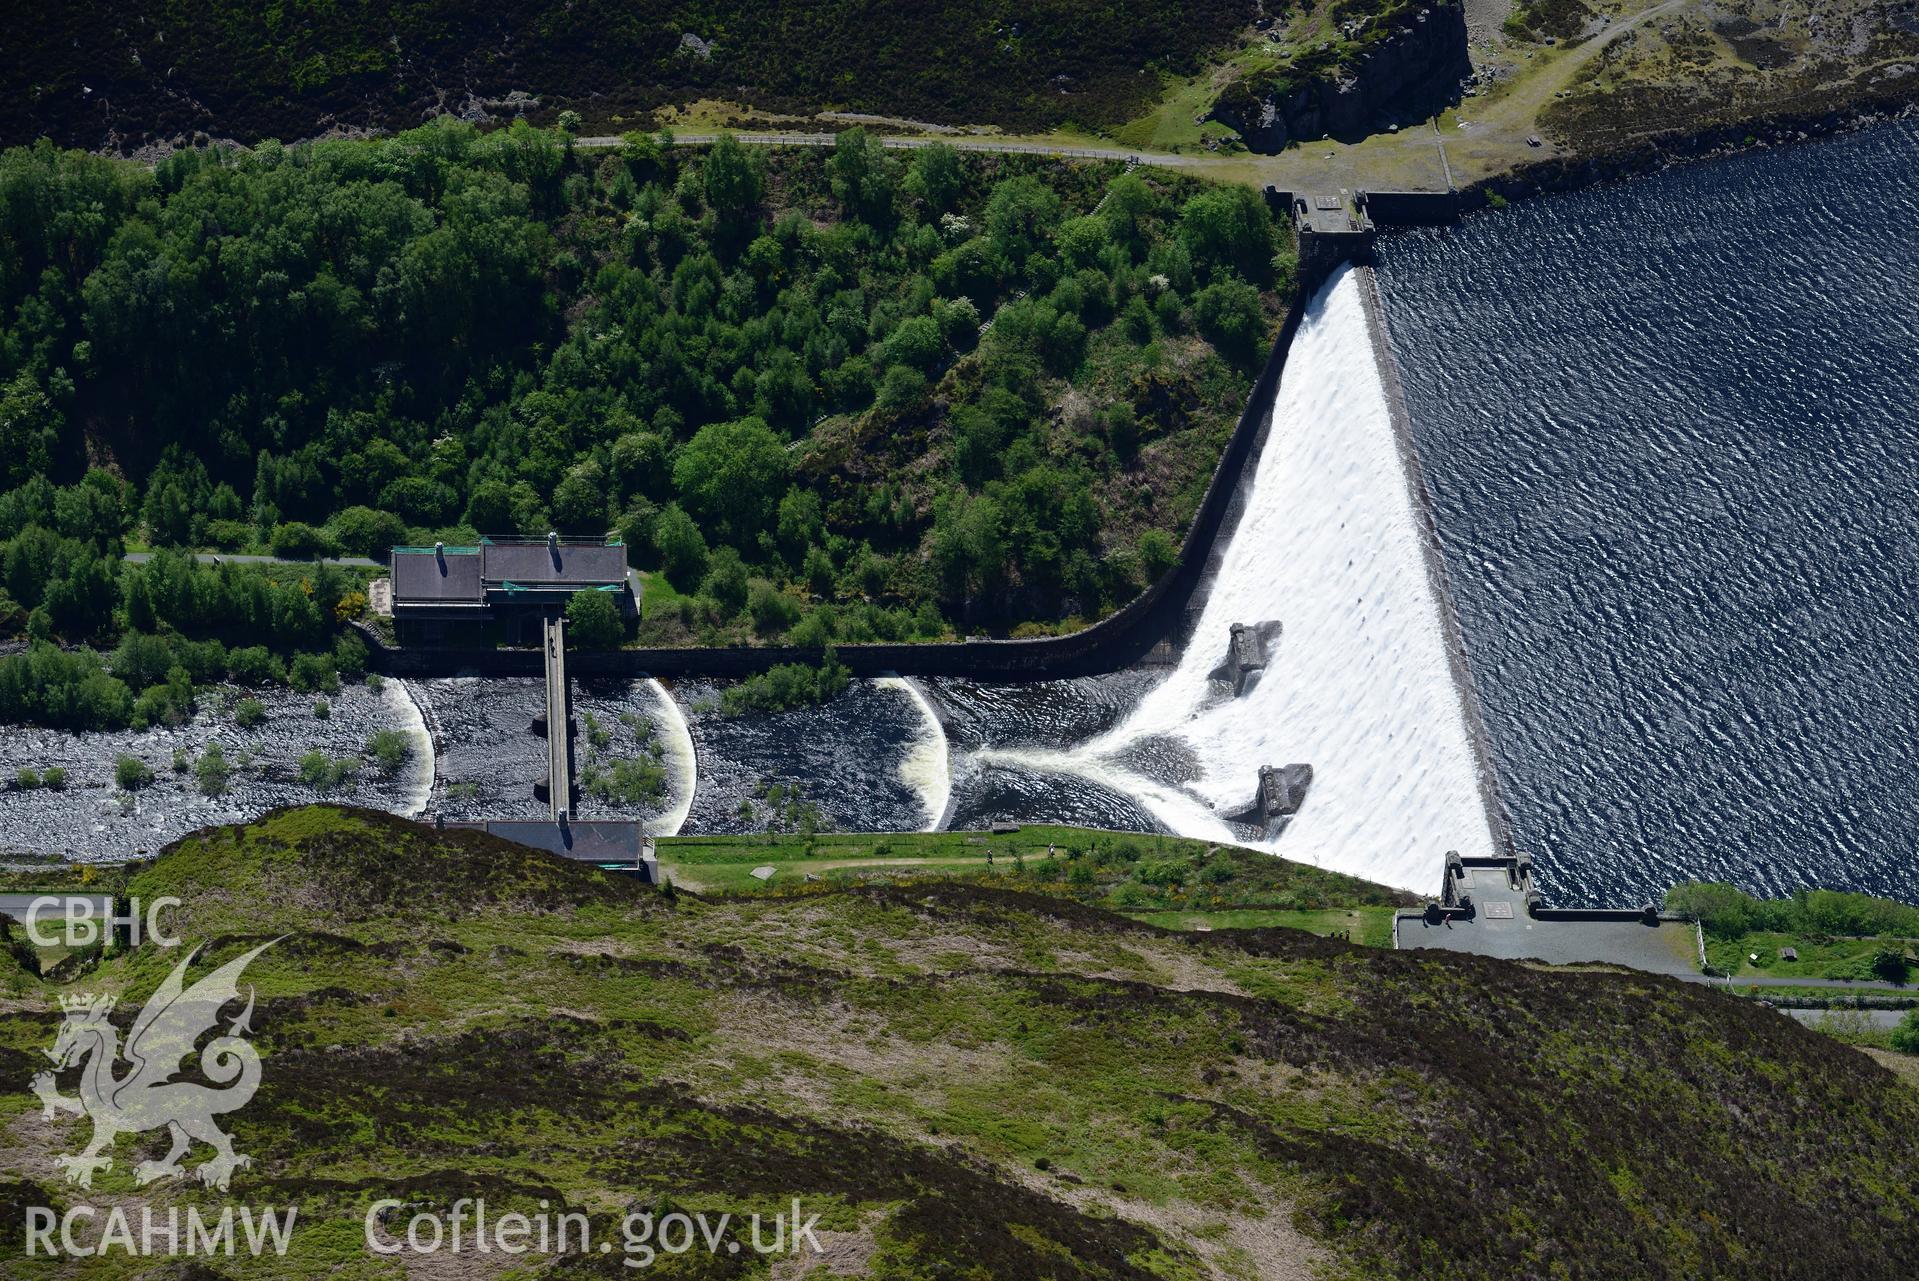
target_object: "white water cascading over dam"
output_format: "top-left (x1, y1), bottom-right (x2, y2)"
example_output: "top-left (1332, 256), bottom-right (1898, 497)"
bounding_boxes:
top-left (962, 265), bottom-right (1497, 891)
top-left (385, 678), bottom-right (438, 818)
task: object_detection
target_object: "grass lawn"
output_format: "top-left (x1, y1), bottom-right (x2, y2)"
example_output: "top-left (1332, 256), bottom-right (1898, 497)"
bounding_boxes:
top-left (660, 825), bottom-right (1157, 893)
top-left (666, 854), bottom-right (1020, 894)
top-left (660, 824), bottom-right (1115, 864)
top-left (654, 826), bottom-right (1414, 916)
top-left (1704, 930), bottom-right (1918, 982)
top-left (635, 569), bottom-right (688, 621)
top-left (1107, 64), bottom-right (1255, 153)
top-left (1124, 906), bottom-right (1397, 947)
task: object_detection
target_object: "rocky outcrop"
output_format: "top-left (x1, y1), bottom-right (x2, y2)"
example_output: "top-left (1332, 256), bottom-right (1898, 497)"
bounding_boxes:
top-left (1212, 3), bottom-right (1471, 153)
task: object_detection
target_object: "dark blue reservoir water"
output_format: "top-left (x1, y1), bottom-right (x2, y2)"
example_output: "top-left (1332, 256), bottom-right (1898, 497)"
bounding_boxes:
top-left (1374, 119), bottom-right (1919, 907)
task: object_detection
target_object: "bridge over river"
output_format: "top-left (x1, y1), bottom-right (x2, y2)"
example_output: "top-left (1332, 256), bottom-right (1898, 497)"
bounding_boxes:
top-left (445, 611), bottom-right (658, 877)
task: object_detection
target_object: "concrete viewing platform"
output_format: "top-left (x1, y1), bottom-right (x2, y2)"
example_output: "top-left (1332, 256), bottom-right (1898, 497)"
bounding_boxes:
top-left (1396, 904), bottom-right (1701, 978)
top-left (1289, 190), bottom-right (1375, 238)
top-left (1393, 853), bottom-right (1701, 978)
top-left (446, 819), bottom-right (659, 879)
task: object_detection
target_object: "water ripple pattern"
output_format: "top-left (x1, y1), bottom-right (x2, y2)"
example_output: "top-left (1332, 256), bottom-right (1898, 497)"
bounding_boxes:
top-left (1373, 119), bottom-right (1919, 905)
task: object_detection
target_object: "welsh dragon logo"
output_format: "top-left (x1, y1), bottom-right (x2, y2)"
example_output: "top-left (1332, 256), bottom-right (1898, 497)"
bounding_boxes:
top-left (31, 941), bottom-right (276, 1191)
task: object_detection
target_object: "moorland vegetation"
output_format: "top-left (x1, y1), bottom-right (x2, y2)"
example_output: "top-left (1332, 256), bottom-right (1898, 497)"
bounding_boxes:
top-left (3, 805), bottom-right (1915, 1280)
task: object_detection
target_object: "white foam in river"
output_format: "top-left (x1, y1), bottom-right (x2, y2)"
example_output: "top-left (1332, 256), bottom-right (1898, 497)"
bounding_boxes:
top-left (644, 678), bottom-right (698, 836)
top-left (385, 677), bottom-right (437, 818)
top-left (877, 676), bottom-right (952, 832)
top-left (976, 265), bottom-right (1495, 891)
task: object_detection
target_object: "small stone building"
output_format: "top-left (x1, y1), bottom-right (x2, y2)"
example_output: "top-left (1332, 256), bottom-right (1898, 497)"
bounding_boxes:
top-left (387, 533), bottom-right (634, 644)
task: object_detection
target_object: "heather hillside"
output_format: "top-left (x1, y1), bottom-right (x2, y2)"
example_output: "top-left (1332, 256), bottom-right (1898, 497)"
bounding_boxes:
top-left (1, 807), bottom-right (1914, 1278)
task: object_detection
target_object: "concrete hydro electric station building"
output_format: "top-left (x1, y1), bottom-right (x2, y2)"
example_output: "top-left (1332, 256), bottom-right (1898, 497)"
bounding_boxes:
top-left (385, 533), bottom-right (635, 644)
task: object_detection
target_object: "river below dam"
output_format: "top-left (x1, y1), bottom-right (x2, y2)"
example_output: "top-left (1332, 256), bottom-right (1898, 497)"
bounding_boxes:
top-left (4, 122), bottom-right (1914, 904)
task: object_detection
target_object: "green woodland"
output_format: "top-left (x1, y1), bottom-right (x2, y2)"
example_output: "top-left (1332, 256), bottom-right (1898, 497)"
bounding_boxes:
top-left (0, 124), bottom-right (1290, 689)
top-left (0, 549), bottom-right (368, 731)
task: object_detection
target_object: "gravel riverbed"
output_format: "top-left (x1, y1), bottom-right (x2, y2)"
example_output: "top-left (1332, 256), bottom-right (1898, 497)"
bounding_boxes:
top-left (0, 680), bottom-right (432, 863)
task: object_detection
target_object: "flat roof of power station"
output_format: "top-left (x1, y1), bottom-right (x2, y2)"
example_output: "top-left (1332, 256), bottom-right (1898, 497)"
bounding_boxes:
top-left (390, 537), bottom-right (627, 611)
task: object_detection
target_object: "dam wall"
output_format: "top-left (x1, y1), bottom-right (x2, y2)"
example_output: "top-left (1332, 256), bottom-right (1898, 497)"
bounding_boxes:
top-left (1352, 265), bottom-right (1515, 860)
top-left (368, 266), bottom-right (1330, 684)
top-left (955, 267), bottom-right (1500, 888)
